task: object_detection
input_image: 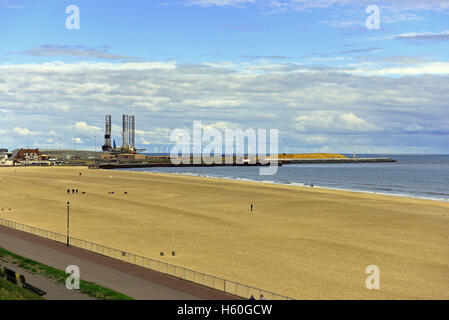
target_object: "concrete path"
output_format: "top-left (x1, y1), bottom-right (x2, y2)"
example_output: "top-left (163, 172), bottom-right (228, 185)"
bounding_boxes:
top-left (0, 225), bottom-right (238, 300)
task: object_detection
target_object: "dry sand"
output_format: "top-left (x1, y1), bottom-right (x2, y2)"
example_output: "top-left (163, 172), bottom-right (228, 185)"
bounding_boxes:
top-left (0, 166), bottom-right (448, 299)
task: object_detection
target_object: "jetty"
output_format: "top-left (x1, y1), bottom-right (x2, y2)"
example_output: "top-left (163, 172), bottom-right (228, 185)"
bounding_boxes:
top-left (96, 162), bottom-right (275, 169)
top-left (280, 158), bottom-right (397, 164)
top-left (95, 157), bottom-right (396, 169)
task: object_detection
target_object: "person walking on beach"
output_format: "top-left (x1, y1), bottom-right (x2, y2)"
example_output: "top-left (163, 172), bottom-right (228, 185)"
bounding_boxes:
top-left (250, 204), bottom-right (254, 212)
top-left (67, 189), bottom-right (70, 195)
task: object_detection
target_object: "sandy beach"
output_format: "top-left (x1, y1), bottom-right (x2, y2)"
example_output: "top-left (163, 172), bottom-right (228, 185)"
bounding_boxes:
top-left (0, 166), bottom-right (448, 299)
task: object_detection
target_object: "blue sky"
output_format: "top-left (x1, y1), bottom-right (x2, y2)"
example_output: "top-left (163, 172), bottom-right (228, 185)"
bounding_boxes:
top-left (1, 0), bottom-right (449, 153)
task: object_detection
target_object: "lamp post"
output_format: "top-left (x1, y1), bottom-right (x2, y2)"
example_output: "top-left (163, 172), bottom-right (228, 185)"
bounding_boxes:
top-left (66, 201), bottom-right (70, 247)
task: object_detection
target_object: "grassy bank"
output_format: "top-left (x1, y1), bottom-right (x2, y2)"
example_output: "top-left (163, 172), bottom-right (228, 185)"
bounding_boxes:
top-left (272, 153), bottom-right (347, 159)
top-left (0, 247), bottom-right (133, 300)
top-left (0, 276), bottom-right (44, 300)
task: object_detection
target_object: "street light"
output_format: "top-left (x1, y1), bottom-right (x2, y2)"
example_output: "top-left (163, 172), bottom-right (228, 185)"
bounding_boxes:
top-left (66, 201), bottom-right (70, 247)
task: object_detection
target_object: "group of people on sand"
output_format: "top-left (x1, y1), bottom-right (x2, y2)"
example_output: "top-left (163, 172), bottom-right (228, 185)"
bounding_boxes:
top-left (249, 294), bottom-right (267, 300)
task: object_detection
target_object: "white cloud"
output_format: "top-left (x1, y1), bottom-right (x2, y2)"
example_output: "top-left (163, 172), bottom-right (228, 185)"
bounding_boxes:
top-left (321, 12), bottom-right (425, 29)
top-left (73, 121), bottom-right (101, 135)
top-left (202, 121), bottom-right (239, 131)
top-left (11, 45), bottom-right (141, 61)
top-left (294, 112), bottom-right (381, 132)
top-left (14, 127), bottom-right (37, 136)
top-left (0, 60), bottom-right (448, 153)
top-left (305, 135), bottom-right (327, 144)
top-left (140, 137), bottom-right (151, 145)
top-left (135, 128), bottom-right (174, 145)
top-left (405, 124), bottom-right (423, 132)
top-left (349, 62), bottom-right (449, 76)
top-left (393, 30), bottom-right (449, 41)
top-left (184, 0), bottom-right (449, 12)
top-left (187, 0), bottom-right (254, 7)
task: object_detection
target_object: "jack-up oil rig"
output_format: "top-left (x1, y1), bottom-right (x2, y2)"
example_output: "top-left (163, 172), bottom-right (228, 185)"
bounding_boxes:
top-left (102, 114), bottom-right (145, 155)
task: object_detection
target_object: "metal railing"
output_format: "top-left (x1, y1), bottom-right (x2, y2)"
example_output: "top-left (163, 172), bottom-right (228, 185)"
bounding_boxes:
top-left (0, 217), bottom-right (293, 300)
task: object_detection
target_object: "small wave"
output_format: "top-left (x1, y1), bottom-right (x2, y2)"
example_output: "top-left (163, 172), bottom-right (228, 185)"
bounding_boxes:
top-left (119, 168), bottom-right (449, 202)
top-left (424, 191), bottom-right (449, 196)
top-left (290, 182), bottom-right (308, 187)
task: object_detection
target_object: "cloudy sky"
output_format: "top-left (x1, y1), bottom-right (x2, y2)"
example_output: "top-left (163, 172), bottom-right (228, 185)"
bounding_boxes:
top-left (1, 0), bottom-right (448, 154)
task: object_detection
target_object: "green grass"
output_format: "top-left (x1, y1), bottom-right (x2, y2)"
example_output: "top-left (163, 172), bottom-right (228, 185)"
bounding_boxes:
top-left (0, 247), bottom-right (134, 300)
top-left (0, 276), bottom-right (44, 300)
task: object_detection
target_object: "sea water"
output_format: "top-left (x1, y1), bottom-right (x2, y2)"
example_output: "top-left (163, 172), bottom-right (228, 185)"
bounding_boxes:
top-left (121, 155), bottom-right (449, 202)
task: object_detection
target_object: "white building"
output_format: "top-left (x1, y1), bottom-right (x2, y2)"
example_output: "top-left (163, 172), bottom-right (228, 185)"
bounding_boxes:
top-left (0, 150), bottom-right (13, 166)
